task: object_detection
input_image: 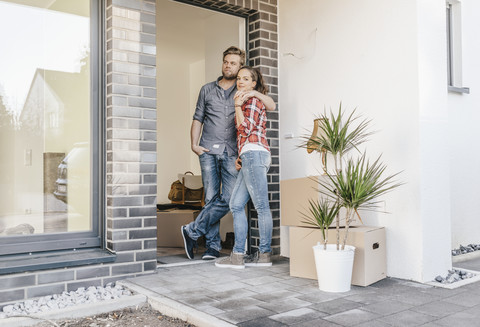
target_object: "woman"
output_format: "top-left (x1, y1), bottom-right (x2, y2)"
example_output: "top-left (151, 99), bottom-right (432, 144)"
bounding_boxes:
top-left (215, 66), bottom-right (272, 269)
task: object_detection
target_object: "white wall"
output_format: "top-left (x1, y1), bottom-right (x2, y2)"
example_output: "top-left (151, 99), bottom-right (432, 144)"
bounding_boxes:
top-left (279, 0), bottom-right (453, 282)
top-left (416, 0), bottom-right (452, 282)
top-left (448, 0), bottom-right (480, 248)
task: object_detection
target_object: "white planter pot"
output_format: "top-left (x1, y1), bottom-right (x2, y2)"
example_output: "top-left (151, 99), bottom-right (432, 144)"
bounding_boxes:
top-left (312, 243), bottom-right (356, 292)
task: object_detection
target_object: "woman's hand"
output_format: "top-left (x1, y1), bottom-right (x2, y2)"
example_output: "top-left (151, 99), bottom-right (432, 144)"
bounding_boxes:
top-left (234, 90), bottom-right (255, 106)
top-left (233, 91), bottom-right (244, 108)
top-left (235, 157), bottom-right (242, 171)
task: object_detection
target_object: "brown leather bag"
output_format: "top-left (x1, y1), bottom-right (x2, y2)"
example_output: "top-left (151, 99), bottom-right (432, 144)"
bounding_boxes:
top-left (168, 171), bottom-right (204, 203)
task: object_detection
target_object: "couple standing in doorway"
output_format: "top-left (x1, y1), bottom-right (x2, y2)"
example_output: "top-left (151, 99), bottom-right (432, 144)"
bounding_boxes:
top-left (181, 46), bottom-right (275, 269)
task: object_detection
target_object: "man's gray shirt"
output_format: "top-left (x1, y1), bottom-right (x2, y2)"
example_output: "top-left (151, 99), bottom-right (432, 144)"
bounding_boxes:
top-left (193, 77), bottom-right (237, 156)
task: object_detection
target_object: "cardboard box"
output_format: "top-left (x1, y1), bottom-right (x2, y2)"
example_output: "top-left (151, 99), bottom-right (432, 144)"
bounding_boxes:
top-left (157, 209), bottom-right (200, 247)
top-left (280, 176), bottom-right (359, 227)
top-left (289, 226), bottom-right (386, 286)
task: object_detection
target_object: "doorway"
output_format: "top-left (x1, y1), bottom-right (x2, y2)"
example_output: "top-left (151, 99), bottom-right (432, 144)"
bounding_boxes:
top-left (155, 0), bottom-right (245, 264)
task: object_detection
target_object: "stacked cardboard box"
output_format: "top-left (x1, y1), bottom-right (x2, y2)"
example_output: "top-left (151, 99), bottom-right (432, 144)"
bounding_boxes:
top-left (157, 209), bottom-right (199, 247)
top-left (289, 225), bottom-right (386, 286)
top-left (281, 176), bottom-right (387, 286)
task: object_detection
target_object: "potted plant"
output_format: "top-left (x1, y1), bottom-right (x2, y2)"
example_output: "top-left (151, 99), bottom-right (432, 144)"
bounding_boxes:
top-left (301, 104), bottom-right (402, 292)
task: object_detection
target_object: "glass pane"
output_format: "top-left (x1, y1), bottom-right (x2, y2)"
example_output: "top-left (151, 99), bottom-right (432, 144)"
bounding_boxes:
top-left (0, 0), bottom-right (91, 237)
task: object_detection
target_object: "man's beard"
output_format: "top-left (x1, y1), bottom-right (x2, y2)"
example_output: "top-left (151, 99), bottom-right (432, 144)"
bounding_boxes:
top-left (222, 70), bottom-right (237, 80)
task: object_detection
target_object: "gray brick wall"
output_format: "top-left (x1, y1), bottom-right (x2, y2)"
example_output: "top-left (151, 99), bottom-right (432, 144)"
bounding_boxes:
top-left (177, 0), bottom-right (280, 255)
top-left (105, 0), bottom-right (158, 270)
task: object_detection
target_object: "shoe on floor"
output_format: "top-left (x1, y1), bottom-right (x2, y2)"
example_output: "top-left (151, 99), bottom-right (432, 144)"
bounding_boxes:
top-left (181, 225), bottom-right (196, 260)
top-left (202, 248), bottom-right (220, 260)
top-left (244, 251), bottom-right (272, 267)
top-left (215, 252), bottom-right (245, 269)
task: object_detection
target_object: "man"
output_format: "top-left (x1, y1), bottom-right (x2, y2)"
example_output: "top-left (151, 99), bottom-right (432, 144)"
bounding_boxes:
top-left (181, 46), bottom-right (275, 260)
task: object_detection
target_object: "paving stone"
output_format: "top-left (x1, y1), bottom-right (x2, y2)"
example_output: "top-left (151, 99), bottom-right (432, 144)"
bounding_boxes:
top-left (280, 277), bottom-right (317, 287)
top-left (354, 320), bottom-right (393, 327)
top-left (324, 308), bottom-right (380, 326)
top-left (208, 288), bottom-right (258, 301)
top-left (237, 268), bottom-right (280, 279)
top-left (237, 317), bottom-right (287, 327)
top-left (344, 291), bottom-right (393, 305)
top-left (208, 281), bottom-right (249, 292)
top-left (251, 290), bottom-right (301, 302)
top-left (287, 284), bottom-right (324, 295)
top-left (369, 277), bottom-right (404, 289)
top-left (287, 318), bottom-right (342, 327)
top-left (430, 311), bottom-right (479, 327)
top-left (442, 292), bottom-right (480, 307)
top-left (378, 310), bottom-right (437, 326)
top-left (269, 307), bottom-right (325, 325)
top-left (309, 298), bottom-right (361, 315)
top-left (394, 290), bottom-right (440, 306)
top-left (196, 305), bottom-right (225, 316)
top-left (419, 323), bottom-right (447, 327)
top-left (179, 295), bottom-right (219, 307)
top-left (410, 300), bottom-right (469, 317)
top-left (462, 304), bottom-right (480, 317)
top-left (242, 275), bottom-right (284, 286)
top-left (149, 285), bottom-right (173, 294)
top-left (163, 287), bottom-right (207, 300)
top-left (420, 286), bottom-right (467, 298)
top-left (217, 306), bottom-right (275, 324)
top-left (460, 281), bottom-right (480, 295)
top-left (360, 299), bottom-right (413, 315)
top-left (212, 297), bottom-right (264, 311)
top-left (271, 273), bottom-right (295, 280)
top-left (257, 297), bottom-right (313, 313)
top-left (246, 281), bottom-right (297, 293)
top-left (296, 291), bottom-right (345, 304)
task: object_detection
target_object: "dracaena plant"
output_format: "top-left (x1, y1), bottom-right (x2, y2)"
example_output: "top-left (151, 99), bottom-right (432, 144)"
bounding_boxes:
top-left (301, 104), bottom-right (402, 250)
top-left (301, 198), bottom-right (340, 250)
top-left (302, 103), bottom-right (373, 173)
top-left (317, 153), bottom-right (403, 249)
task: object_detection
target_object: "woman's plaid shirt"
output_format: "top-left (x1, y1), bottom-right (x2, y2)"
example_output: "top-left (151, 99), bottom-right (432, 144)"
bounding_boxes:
top-left (236, 97), bottom-right (270, 154)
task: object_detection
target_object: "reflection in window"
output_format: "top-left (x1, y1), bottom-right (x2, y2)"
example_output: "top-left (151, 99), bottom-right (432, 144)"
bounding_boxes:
top-left (0, 0), bottom-right (91, 238)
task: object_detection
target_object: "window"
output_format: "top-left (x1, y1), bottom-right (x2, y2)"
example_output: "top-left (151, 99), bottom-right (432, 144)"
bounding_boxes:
top-left (446, 0), bottom-right (469, 93)
top-left (0, 0), bottom-right (103, 255)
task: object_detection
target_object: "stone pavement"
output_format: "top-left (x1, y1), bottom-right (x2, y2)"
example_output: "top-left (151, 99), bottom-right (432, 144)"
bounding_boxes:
top-left (122, 257), bottom-right (480, 327)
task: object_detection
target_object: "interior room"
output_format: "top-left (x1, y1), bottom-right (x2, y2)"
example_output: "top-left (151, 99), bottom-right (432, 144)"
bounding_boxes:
top-left (155, 0), bottom-right (245, 263)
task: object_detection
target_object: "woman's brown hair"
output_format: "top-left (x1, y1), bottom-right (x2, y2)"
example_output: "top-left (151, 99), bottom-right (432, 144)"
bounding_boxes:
top-left (239, 66), bottom-right (268, 95)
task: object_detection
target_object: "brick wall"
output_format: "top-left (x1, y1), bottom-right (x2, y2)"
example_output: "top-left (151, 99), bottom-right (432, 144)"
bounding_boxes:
top-left (105, 0), bottom-right (158, 274)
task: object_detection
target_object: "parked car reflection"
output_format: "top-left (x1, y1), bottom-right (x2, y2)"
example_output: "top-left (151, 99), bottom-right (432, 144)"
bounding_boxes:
top-left (53, 142), bottom-right (88, 203)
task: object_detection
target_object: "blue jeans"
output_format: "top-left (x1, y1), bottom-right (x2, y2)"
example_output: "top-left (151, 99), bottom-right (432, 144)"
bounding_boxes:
top-left (185, 150), bottom-right (238, 251)
top-left (230, 150), bottom-right (272, 254)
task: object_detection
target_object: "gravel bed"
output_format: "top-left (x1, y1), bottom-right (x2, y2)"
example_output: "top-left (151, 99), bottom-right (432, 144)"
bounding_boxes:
top-left (0, 283), bottom-right (131, 319)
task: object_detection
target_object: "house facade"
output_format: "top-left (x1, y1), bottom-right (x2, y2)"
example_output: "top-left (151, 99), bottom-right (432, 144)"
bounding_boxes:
top-left (0, 0), bottom-right (478, 308)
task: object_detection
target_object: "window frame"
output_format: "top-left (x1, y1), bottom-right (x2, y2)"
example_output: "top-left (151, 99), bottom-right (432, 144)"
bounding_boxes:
top-left (0, 0), bottom-right (105, 256)
top-left (446, 0), bottom-right (469, 94)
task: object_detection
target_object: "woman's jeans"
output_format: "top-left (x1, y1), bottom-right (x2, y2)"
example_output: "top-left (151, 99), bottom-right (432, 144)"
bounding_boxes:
top-left (230, 150), bottom-right (272, 254)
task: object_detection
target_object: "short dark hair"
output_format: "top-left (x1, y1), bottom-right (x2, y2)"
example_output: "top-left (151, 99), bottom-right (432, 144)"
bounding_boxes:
top-left (223, 46), bottom-right (246, 66)
top-left (239, 66), bottom-right (268, 95)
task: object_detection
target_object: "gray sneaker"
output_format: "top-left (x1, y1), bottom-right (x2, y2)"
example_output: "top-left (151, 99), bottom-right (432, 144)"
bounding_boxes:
top-left (244, 252), bottom-right (272, 267)
top-left (215, 252), bottom-right (245, 269)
